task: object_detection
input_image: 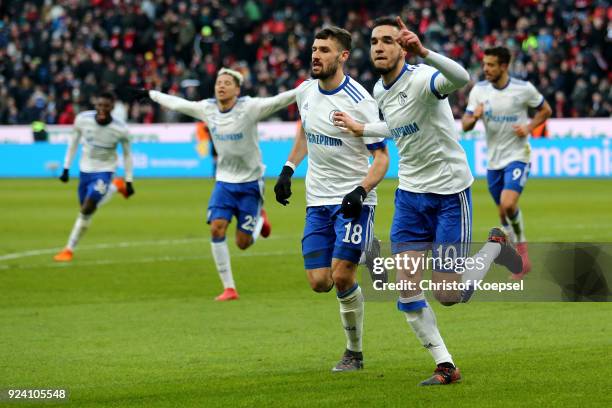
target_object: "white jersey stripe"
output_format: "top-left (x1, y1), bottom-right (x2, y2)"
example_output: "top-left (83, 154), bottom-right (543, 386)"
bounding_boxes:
top-left (459, 191), bottom-right (466, 257)
top-left (364, 206), bottom-right (374, 250)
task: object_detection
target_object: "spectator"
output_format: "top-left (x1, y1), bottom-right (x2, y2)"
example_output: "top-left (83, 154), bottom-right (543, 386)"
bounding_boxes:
top-left (0, 0), bottom-right (609, 125)
top-left (591, 93), bottom-right (608, 117)
top-left (571, 78), bottom-right (590, 117)
top-left (58, 104), bottom-right (76, 125)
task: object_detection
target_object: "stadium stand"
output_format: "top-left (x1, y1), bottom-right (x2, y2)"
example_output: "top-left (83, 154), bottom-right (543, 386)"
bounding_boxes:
top-left (0, 0), bottom-right (609, 125)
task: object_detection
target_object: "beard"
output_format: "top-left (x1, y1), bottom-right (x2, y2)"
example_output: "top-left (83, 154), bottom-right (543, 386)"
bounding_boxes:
top-left (371, 52), bottom-right (404, 76)
top-left (95, 112), bottom-right (112, 126)
top-left (311, 59), bottom-right (339, 80)
top-left (487, 72), bottom-right (502, 83)
top-left (373, 65), bottom-right (394, 75)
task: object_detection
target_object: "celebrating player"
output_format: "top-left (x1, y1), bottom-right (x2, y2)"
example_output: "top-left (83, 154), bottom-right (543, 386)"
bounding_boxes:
top-left (130, 68), bottom-right (296, 301)
top-left (332, 17), bottom-right (523, 385)
top-left (462, 46), bottom-right (552, 278)
top-left (274, 27), bottom-right (389, 372)
top-left (54, 91), bottom-right (134, 262)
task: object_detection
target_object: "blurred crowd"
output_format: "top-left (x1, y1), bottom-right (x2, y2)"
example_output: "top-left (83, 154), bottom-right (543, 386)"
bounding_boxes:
top-left (0, 0), bottom-right (610, 125)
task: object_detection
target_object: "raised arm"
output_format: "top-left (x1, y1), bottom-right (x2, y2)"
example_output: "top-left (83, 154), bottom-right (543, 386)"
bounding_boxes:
top-left (424, 51), bottom-right (470, 95)
top-left (251, 89), bottom-right (298, 122)
top-left (149, 90), bottom-right (207, 121)
top-left (395, 16), bottom-right (469, 95)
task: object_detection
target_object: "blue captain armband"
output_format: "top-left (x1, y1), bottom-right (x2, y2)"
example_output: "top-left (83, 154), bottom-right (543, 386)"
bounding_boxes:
top-left (430, 71), bottom-right (448, 100)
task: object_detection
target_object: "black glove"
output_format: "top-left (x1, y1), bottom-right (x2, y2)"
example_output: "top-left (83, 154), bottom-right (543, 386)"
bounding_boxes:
top-left (59, 168), bottom-right (69, 183)
top-left (274, 165), bottom-right (294, 205)
top-left (126, 182), bottom-right (135, 197)
top-left (125, 87), bottom-right (150, 102)
top-left (341, 186), bottom-right (367, 219)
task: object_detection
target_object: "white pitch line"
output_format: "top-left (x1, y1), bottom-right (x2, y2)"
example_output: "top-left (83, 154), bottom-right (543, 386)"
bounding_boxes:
top-left (0, 235), bottom-right (299, 262)
top-left (3, 250), bottom-right (300, 271)
top-left (0, 247), bottom-right (62, 261)
top-left (0, 238), bottom-right (206, 262)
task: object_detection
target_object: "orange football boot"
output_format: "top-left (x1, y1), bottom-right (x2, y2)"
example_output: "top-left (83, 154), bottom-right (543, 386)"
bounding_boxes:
top-left (215, 288), bottom-right (239, 301)
top-left (420, 365), bottom-right (462, 385)
top-left (53, 248), bottom-right (73, 262)
top-left (260, 208), bottom-right (271, 238)
top-left (113, 177), bottom-right (128, 198)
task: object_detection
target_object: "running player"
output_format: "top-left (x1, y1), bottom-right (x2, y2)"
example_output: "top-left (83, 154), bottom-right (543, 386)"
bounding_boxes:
top-left (462, 46), bottom-right (552, 278)
top-left (332, 17), bottom-right (523, 385)
top-left (274, 27), bottom-right (389, 372)
top-left (54, 91), bottom-right (134, 262)
top-left (130, 68), bottom-right (296, 301)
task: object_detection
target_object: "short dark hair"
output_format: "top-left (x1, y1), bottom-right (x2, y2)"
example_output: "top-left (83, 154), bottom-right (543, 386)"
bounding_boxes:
top-left (484, 46), bottom-right (511, 65)
top-left (372, 16), bottom-right (400, 30)
top-left (97, 91), bottom-right (116, 101)
top-left (314, 26), bottom-right (352, 51)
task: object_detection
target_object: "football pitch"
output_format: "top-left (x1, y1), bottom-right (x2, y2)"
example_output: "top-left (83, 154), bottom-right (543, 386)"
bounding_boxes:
top-left (1, 178), bottom-right (611, 407)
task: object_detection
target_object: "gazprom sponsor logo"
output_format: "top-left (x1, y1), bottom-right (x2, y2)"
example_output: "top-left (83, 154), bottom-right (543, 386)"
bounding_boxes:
top-left (211, 127), bottom-right (244, 141)
top-left (214, 132), bottom-right (244, 141)
top-left (390, 122), bottom-right (420, 139)
top-left (484, 110), bottom-right (519, 123)
top-left (305, 132), bottom-right (343, 147)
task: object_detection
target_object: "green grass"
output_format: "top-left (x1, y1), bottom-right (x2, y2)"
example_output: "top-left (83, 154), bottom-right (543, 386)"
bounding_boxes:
top-left (1, 178), bottom-right (611, 407)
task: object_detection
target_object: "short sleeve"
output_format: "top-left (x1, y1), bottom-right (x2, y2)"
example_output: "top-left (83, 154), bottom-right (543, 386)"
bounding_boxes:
top-left (526, 82), bottom-right (545, 109)
top-left (465, 86), bottom-right (480, 114)
top-left (365, 138), bottom-right (387, 151)
top-left (73, 114), bottom-right (83, 132)
top-left (121, 125), bottom-right (130, 142)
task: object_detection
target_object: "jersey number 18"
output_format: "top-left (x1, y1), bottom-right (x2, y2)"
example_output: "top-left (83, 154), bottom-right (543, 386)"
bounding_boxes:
top-left (342, 223), bottom-right (363, 245)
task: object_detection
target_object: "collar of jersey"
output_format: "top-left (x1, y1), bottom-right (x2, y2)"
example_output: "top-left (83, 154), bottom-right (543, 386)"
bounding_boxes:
top-left (492, 77), bottom-right (511, 90)
top-left (218, 102), bottom-right (236, 113)
top-left (382, 63), bottom-right (409, 90)
top-left (318, 75), bottom-right (350, 95)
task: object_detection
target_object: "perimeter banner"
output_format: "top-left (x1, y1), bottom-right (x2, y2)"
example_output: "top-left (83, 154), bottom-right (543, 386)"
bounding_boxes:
top-left (0, 138), bottom-right (610, 178)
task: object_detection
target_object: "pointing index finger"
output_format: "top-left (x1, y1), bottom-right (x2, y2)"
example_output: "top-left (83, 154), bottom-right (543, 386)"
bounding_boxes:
top-left (396, 16), bottom-right (408, 31)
